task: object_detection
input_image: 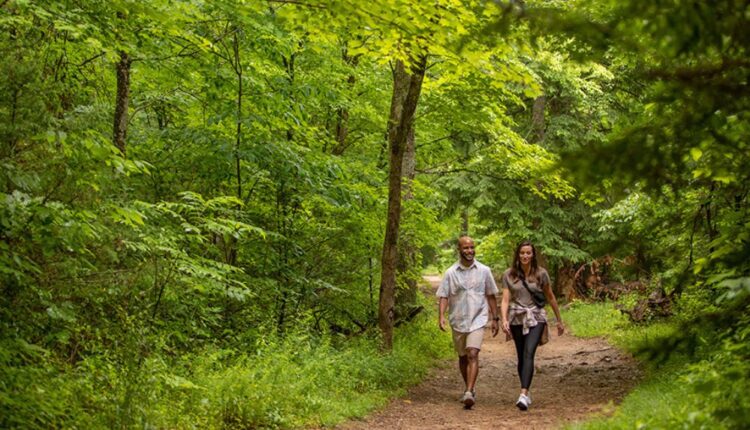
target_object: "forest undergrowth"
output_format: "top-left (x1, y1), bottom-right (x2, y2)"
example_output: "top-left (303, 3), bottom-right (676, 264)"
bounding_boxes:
top-left (1, 302), bottom-right (450, 429)
top-left (564, 299), bottom-right (750, 430)
top-left (1, 1), bottom-right (748, 429)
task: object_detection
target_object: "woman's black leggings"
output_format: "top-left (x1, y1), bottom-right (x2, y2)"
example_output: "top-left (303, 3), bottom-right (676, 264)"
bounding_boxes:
top-left (510, 323), bottom-right (546, 389)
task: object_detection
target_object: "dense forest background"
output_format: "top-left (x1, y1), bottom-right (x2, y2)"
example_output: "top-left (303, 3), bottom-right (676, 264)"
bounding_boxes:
top-left (1, 0), bottom-right (748, 428)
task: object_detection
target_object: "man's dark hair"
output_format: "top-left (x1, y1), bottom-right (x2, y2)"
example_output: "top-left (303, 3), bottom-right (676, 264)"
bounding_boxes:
top-left (457, 235), bottom-right (472, 247)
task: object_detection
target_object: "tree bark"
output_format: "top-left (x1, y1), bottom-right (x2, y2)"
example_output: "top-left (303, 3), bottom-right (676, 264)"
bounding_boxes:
top-left (224, 30), bottom-right (243, 267)
top-left (333, 107), bottom-right (350, 153)
top-left (379, 56), bottom-right (427, 351)
top-left (706, 181), bottom-right (718, 254)
top-left (396, 126), bottom-right (418, 319)
top-left (233, 31), bottom-right (243, 205)
top-left (332, 48), bottom-right (359, 156)
top-left (281, 50), bottom-right (296, 141)
top-left (276, 48), bottom-right (297, 334)
top-left (401, 126), bottom-right (416, 199)
top-left (531, 95), bottom-right (546, 143)
top-left (113, 50), bottom-right (131, 155)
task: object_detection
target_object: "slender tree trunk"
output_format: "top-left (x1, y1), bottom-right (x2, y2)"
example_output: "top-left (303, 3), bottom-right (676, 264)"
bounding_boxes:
top-left (369, 255), bottom-right (376, 321)
top-left (531, 95), bottom-right (546, 143)
top-left (224, 30), bottom-right (243, 267)
top-left (276, 49), bottom-right (297, 335)
top-left (113, 50), bottom-right (130, 155)
top-left (379, 55), bottom-right (427, 351)
top-left (282, 50), bottom-right (296, 141)
top-left (332, 48), bottom-right (359, 156)
top-left (333, 107), bottom-right (350, 154)
top-left (706, 182), bottom-right (717, 254)
top-left (276, 183), bottom-right (289, 334)
top-left (233, 31), bottom-right (243, 204)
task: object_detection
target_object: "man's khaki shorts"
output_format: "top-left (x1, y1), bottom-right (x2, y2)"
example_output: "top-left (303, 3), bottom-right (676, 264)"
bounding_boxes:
top-left (452, 327), bottom-right (485, 356)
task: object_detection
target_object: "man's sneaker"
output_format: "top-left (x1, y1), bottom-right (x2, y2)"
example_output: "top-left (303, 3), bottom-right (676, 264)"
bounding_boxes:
top-left (516, 393), bottom-right (531, 411)
top-left (457, 390), bottom-right (477, 403)
top-left (461, 391), bottom-right (475, 408)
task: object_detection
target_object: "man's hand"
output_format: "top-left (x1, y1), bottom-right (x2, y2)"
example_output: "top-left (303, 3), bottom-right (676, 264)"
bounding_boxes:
top-left (490, 319), bottom-right (499, 337)
top-left (438, 297), bottom-right (448, 332)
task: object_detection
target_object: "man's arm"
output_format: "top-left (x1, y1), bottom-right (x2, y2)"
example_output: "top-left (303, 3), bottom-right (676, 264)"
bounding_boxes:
top-left (487, 293), bottom-right (499, 337)
top-left (438, 297), bottom-right (449, 331)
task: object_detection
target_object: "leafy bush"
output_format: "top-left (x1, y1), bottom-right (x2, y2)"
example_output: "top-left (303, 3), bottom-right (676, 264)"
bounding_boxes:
top-left (0, 312), bottom-right (451, 429)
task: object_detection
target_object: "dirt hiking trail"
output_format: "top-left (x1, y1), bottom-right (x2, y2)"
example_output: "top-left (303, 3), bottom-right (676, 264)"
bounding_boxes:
top-left (336, 275), bottom-right (641, 430)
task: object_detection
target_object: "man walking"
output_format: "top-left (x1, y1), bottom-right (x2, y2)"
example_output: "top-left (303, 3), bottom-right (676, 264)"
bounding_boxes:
top-left (437, 235), bottom-right (499, 409)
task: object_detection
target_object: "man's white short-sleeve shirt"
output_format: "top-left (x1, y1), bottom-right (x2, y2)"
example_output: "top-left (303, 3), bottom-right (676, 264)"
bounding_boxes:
top-left (436, 260), bottom-right (499, 333)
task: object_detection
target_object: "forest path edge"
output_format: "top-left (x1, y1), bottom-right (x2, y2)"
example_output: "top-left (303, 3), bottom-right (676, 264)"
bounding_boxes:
top-left (334, 275), bottom-right (641, 430)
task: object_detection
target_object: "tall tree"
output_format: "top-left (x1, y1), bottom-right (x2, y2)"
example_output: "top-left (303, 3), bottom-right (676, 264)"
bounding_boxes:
top-left (113, 49), bottom-right (130, 155)
top-left (379, 55), bottom-right (427, 350)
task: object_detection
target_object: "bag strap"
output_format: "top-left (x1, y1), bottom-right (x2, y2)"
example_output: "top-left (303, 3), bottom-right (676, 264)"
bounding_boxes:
top-left (519, 272), bottom-right (544, 303)
top-left (518, 272), bottom-right (534, 295)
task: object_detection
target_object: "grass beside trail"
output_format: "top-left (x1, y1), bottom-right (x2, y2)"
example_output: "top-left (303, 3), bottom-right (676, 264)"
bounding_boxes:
top-left (186, 316), bottom-right (454, 429)
top-left (562, 301), bottom-right (750, 430)
top-left (1, 300), bottom-right (454, 429)
top-left (561, 301), bottom-right (680, 349)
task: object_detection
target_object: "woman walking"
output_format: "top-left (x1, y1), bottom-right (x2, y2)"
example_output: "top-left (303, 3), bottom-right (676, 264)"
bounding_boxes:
top-left (500, 240), bottom-right (565, 410)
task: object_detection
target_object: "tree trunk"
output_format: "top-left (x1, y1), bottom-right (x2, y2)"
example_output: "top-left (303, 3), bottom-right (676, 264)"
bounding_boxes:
top-left (333, 107), bottom-right (350, 154)
top-left (531, 95), bottom-right (546, 143)
top-left (396, 126), bottom-right (418, 319)
top-left (276, 48), bottom-right (297, 335)
top-left (706, 181), bottom-right (718, 253)
top-left (275, 184), bottom-right (291, 335)
top-left (225, 30), bottom-right (243, 266)
top-left (113, 50), bottom-right (130, 155)
top-left (332, 48), bottom-right (359, 156)
top-left (401, 126), bottom-right (416, 199)
top-left (379, 56), bottom-right (427, 351)
top-left (282, 49), bottom-right (297, 141)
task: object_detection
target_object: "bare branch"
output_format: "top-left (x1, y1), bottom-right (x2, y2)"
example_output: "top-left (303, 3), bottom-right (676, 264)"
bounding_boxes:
top-left (415, 133), bottom-right (457, 149)
top-left (646, 58), bottom-right (750, 82)
top-left (76, 51), bottom-right (106, 68)
top-left (415, 167), bottom-right (511, 183)
top-left (266, 0), bottom-right (327, 9)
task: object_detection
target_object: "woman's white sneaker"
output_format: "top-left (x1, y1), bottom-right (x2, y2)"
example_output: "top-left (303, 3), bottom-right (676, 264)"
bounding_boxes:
top-left (515, 393), bottom-right (531, 411)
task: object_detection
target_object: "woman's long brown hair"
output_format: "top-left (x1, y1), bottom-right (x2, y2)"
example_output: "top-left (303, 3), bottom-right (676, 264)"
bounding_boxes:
top-left (510, 240), bottom-right (539, 281)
